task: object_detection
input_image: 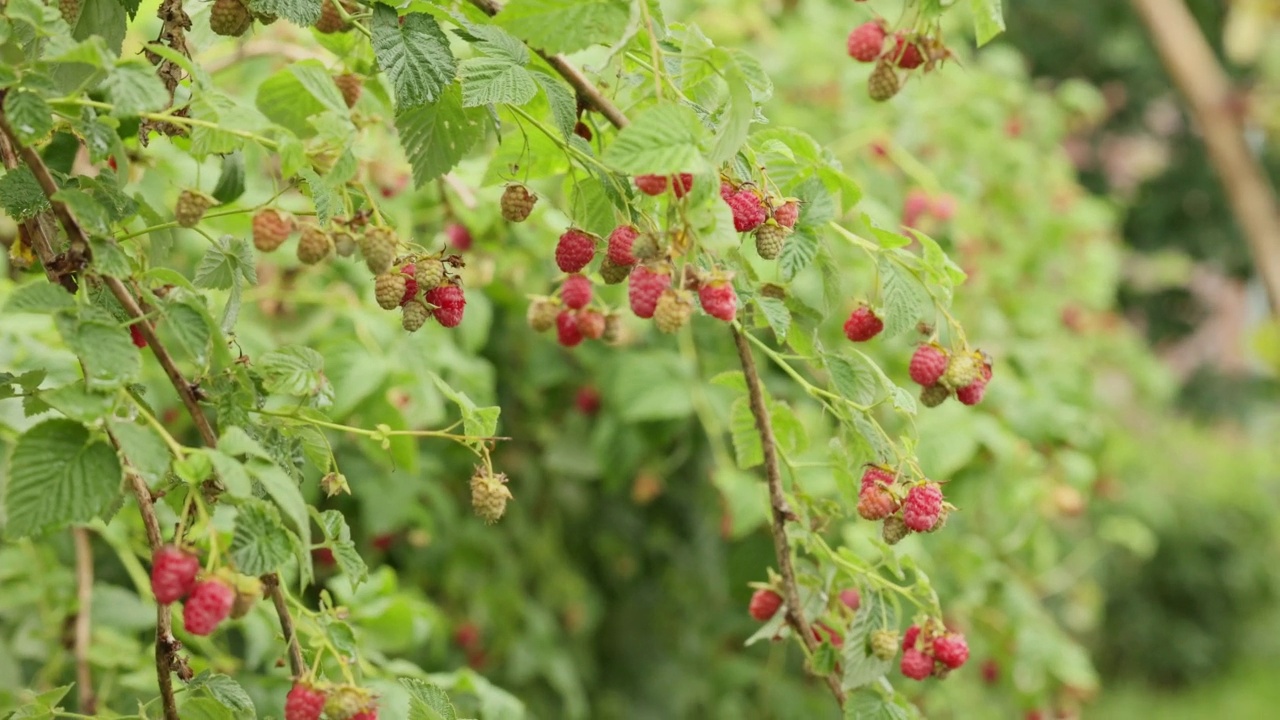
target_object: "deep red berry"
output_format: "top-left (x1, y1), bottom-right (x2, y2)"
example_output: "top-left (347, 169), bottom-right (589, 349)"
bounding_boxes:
top-left (671, 173), bottom-right (694, 198)
top-left (857, 486), bottom-right (899, 521)
top-left (748, 588), bottom-right (782, 621)
top-left (575, 386), bottom-right (601, 415)
top-left (698, 280), bottom-right (738, 322)
top-left (627, 265), bottom-right (671, 319)
top-left (573, 121), bottom-right (592, 142)
top-left (285, 683), bottom-right (328, 720)
top-left (727, 189), bottom-right (768, 232)
top-left (556, 310), bottom-right (583, 347)
top-left (956, 379), bottom-right (987, 406)
top-left (351, 709), bottom-right (378, 720)
top-left (901, 648), bottom-right (933, 680)
top-left (847, 22), bottom-right (886, 63)
top-left (635, 174), bottom-right (668, 196)
top-left (426, 284), bottom-right (466, 328)
top-left (890, 34), bottom-right (924, 69)
top-left (130, 324), bottom-right (148, 348)
top-left (909, 345), bottom-right (949, 386)
top-left (150, 546), bottom-right (199, 604)
top-left (981, 659), bottom-right (999, 684)
top-left (371, 532), bottom-right (396, 551)
top-left (607, 225), bottom-right (639, 266)
top-left (903, 624), bottom-right (921, 650)
top-left (398, 263), bottom-right (419, 306)
top-left (576, 309), bottom-right (606, 340)
top-left (183, 579), bottom-right (234, 636)
top-left (933, 632), bottom-right (970, 669)
top-left (860, 465), bottom-right (895, 490)
top-left (719, 180), bottom-right (736, 201)
top-left (773, 199), bottom-right (800, 229)
top-left (555, 228), bottom-right (595, 273)
top-left (903, 483), bottom-right (943, 532)
top-left (839, 588), bottom-right (861, 612)
top-left (560, 273), bottom-right (592, 309)
top-left (454, 623), bottom-right (481, 650)
top-left (843, 305), bottom-right (884, 342)
top-left (312, 547), bottom-right (336, 567)
top-left (445, 222), bottom-right (472, 251)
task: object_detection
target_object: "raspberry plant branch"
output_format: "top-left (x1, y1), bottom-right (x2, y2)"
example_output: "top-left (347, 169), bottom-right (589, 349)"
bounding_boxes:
top-left (261, 573), bottom-right (306, 678)
top-left (0, 131), bottom-right (66, 289)
top-left (72, 527), bottom-right (97, 714)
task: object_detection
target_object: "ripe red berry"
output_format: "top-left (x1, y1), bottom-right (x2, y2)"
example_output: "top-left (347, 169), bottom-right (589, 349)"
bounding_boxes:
top-left (398, 263), bottom-right (419, 306)
top-left (576, 309), bottom-right (606, 340)
top-left (556, 310), bottom-right (583, 347)
top-left (727, 189), bottom-right (768, 232)
top-left (560, 273), bottom-right (592, 309)
top-left (606, 225), bottom-right (639, 266)
top-left (454, 622), bottom-right (481, 650)
top-left (635, 174), bottom-right (668, 196)
top-left (627, 264), bottom-right (671, 319)
top-left (902, 624), bottom-right (921, 650)
top-left (772, 199), bottom-right (801, 229)
top-left (183, 578), bottom-right (234, 636)
top-left (555, 228), bottom-right (596, 273)
top-left (813, 623), bottom-right (844, 647)
top-left (900, 648), bottom-right (934, 680)
top-left (575, 386), bottom-right (601, 415)
top-left (857, 486), bottom-right (899, 521)
top-left (839, 588), bottom-right (861, 612)
top-left (425, 284), bottom-right (466, 328)
top-left (445, 222), bottom-right (472, 251)
top-left (312, 547), bottom-right (336, 567)
top-left (860, 465), bottom-right (895, 490)
top-left (351, 709), bottom-right (378, 720)
top-left (130, 324), bottom-right (148, 348)
top-left (933, 632), bottom-right (970, 669)
top-left (573, 121), bottom-right (592, 141)
top-left (981, 658), bottom-right (999, 684)
top-left (847, 21), bottom-right (886, 63)
top-left (748, 588), bottom-right (782, 621)
top-left (698, 280), bottom-right (738, 322)
top-left (956, 378), bottom-right (987, 406)
top-left (151, 545), bottom-right (199, 604)
top-left (909, 345), bottom-right (949, 386)
top-left (890, 34), bottom-right (924, 69)
top-left (285, 683), bottom-right (328, 720)
top-left (843, 305), bottom-right (884, 342)
top-left (902, 483), bottom-right (943, 532)
top-left (671, 173), bottom-right (694, 198)
top-left (719, 180), bottom-right (736, 202)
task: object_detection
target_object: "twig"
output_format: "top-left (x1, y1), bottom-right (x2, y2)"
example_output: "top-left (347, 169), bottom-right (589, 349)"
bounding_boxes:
top-left (733, 327), bottom-right (845, 706)
top-left (0, 114), bottom-right (76, 292)
top-left (1130, 0), bottom-right (1280, 314)
top-left (261, 573), bottom-right (305, 678)
top-left (72, 528), bottom-right (97, 714)
top-left (126, 469), bottom-right (180, 720)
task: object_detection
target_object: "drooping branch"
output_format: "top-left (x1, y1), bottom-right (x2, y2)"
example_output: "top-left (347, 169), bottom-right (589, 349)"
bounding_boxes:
top-left (72, 528), bottom-right (97, 714)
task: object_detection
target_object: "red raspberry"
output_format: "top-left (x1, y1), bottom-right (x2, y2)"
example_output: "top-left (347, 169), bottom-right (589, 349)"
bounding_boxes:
top-left (772, 199), bottom-right (800, 229)
top-left (857, 486), bottom-right (898, 520)
top-left (902, 483), bottom-right (943, 532)
top-left (748, 588), bottom-right (782, 621)
top-left (719, 180), bottom-right (736, 201)
top-left (312, 547), bottom-right (336, 567)
top-left (130, 324), bottom-right (148, 348)
top-left (843, 305), bottom-right (884, 342)
top-left (575, 386), bottom-right (601, 415)
top-left (183, 578), bottom-right (234, 636)
top-left (398, 263), bottom-right (419, 306)
top-left (890, 34), bottom-right (924, 69)
top-left (902, 624), bottom-right (921, 650)
top-left (627, 265), bottom-right (671, 319)
top-left (727, 189), bottom-right (768, 232)
top-left (900, 648), bottom-right (933, 680)
top-left (698, 280), bottom-right (738, 322)
top-left (576, 309), bottom-right (606, 340)
top-left (634, 174), bottom-right (668, 196)
top-left (847, 21), bottom-right (886, 63)
top-left (671, 173), bottom-right (694, 198)
top-left (606, 225), bottom-right (639, 266)
top-left (956, 379), bottom-right (987, 406)
top-left (933, 632), bottom-right (970, 669)
top-left (574, 121), bottom-right (592, 141)
top-left (555, 228), bottom-right (596, 273)
top-left (454, 623), bottom-right (481, 650)
top-left (909, 345), bottom-right (949, 386)
top-left (150, 545), bottom-right (199, 604)
top-left (445, 222), bottom-right (472, 251)
top-left (556, 310), bottom-right (583, 347)
top-left (981, 658), bottom-right (999, 684)
top-left (560, 273), bottom-right (592, 309)
top-left (425, 284), bottom-right (466, 328)
top-left (839, 588), bottom-right (861, 611)
top-left (813, 623), bottom-right (844, 647)
top-left (352, 709), bottom-right (377, 720)
top-left (285, 683), bottom-right (328, 720)
top-left (860, 465), bottom-right (895, 490)
top-left (903, 188), bottom-right (931, 227)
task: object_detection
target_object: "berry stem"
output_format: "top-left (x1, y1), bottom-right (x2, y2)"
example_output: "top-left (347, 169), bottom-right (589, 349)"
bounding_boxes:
top-left (123, 389), bottom-right (189, 459)
top-left (253, 409), bottom-right (509, 444)
top-left (261, 573), bottom-right (306, 679)
top-left (51, 98), bottom-right (282, 149)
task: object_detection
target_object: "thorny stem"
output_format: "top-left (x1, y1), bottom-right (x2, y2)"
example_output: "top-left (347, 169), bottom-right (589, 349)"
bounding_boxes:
top-left (72, 528), bottom-right (96, 714)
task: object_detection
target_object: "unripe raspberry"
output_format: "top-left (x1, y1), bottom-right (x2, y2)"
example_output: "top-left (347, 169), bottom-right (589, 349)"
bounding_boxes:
top-left (653, 289), bottom-right (694, 333)
top-left (285, 683), bottom-right (328, 720)
top-left (374, 273), bottom-right (408, 310)
top-left (526, 297), bottom-right (559, 332)
top-left (556, 310), bottom-right (583, 347)
top-left (882, 514), bottom-right (909, 545)
top-left (130, 324), bottom-right (148, 348)
top-left (560, 273), bottom-right (592, 309)
top-left (333, 73), bottom-right (363, 109)
top-left (847, 21), bottom-right (887, 63)
top-left (297, 225), bottom-right (333, 265)
top-left (58, 0), bottom-right (80, 23)
top-left (602, 313), bottom-right (623, 343)
top-left (748, 588), bottom-right (782, 621)
top-left (902, 482), bottom-right (943, 532)
top-left (314, 0), bottom-right (353, 33)
top-left (359, 227), bottom-right (397, 275)
top-left (252, 209), bottom-right (294, 251)
top-left (839, 588), bottom-right (861, 612)
top-left (324, 685), bottom-right (374, 720)
top-left (920, 383), bottom-right (950, 408)
top-left (607, 225), bottom-right (639, 265)
top-left (210, 0), bottom-right (252, 37)
top-left (868, 60), bottom-right (900, 102)
top-left (555, 228), bottom-right (596, 273)
top-left (772, 199), bottom-right (801, 229)
top-left (470, 467), bottom-right (512, 524)
top-left (933, 632), bottom-right (969, 669)
top-left (728, 188), bottom-right (768, 232)
top-left (843, 305), bottom-right (884, 342)
top-left (414, 258), bottom-right (446, 291)
top-left (631, 232), bottom-right (661, 261)
top-left (909, 344), bottom-right (949, 386)
top-left (183, 578), bottom-right (235, 636)
top-left (332, 229), bottom-right (357, 257)
top-left (576, 309), bottom-right (606, 340)
top-left (941, 352), bottom-right (982, 391)
top-left (753, 220), bottom-right (789, 260)
top-left (627, 264), bottom-right (671, 319)
top-left (425, 284), bottom-right (465, 328)
top-left (890, 33), bottom-right (924, 69)
top-left (698, 280), bottom-right (738, 322)
top-left (175, 189), bottom-right (214, 228)
top-left (229, 575), bottom-right (261, 619)
top-left (956, 378), bottom-right (987, 406)
top-left (860, 465), bottom-right (895, 490)
top-left (401, 301), bottom-right (430, 332)
top-left (600, 257), bottom-right (632, 284)
top-left (150, 545), bottom-right (199, 604)
top-left (857, 485), bottom-right (899, 521)
top-left (900, 648), bottom-right (933, 680)
top-left (500, 183), bottom-right (537, 222)
top-left (870, 629), bottom-right (899, 661)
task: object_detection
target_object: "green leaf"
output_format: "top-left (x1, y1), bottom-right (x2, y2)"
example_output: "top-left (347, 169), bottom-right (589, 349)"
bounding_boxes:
top-left (4, 283), bottom-right (75, 313)
top-left (729, 397), bottom-right (762, 469)
top-left (0, 166), bottom-right (52, 220)
top-left (877, 258), bottom-right (931, 339)
top-left (178, 697), bottom-right (237, 720)
top-left (769, 399), bottom-right (807, 455)
top-left (163, 297), bottom-right (212, 364)
top-left (211, 151), bottom-right (246, 204)
top-left (825, 354), bottom-right (878, 406)
top-left (259, 346), bottom-right (330, 401)
top-left (297, 167), bottom-right (340, 226)
top-left (969, 0), bottom-right (1006, 46)
top-left (395, 85), bottom-right (487, 188)
top-left (186, 672), bottom-right (256, 720)
top-left (52, 187), bottom-right (111, 235)
top-left (532, 71), bottom-right (576, 138)
top-left (710, 68), bottom-right (754, 165)
top-left (371, 7), bottom-right (456, 110)
top-left (204, 449), bottom-right (253, 498)
top-left (402, 678), bottom-right (458, 720)
top-left (56, 309), bottom-right (140, 390)
top-left (314, 509), bottom-right (367, 586)
top-left (755, 296), bottom-right (791, 343)
top-left (103, 60), bottom-right (168, 116)
top-left (602, 104), bottom-right (709, 175)
top-left (841, 590), bottom-right (896, 690)
top-left (3, 90), bottom-right (52, 146)
top-left (780, 227), bottom-right (819, 281)
top-left (428, 373), bottom-right (500, 440)
top-left (109, 420), bottom-right (173, 486)
top-left (194, 236), bottom-right (257, 290)
top-left (844, 693), bottom-right (912, 720)
top-left (231, 500), bottom-right (295, 575)
top-left (247, 460), bottom-right (311, 555)
top-left (460, 56), bottom-right (537, 108)
top-left (247, 0), bottom-right (321, 26)
top-left (256, 65), bottom-right (330, 138)
top-left (3, 419), bottom-right (122, 538)
top-left (495, 0), bottom-right (629, 56)
top-left (40, 382), bottom-right (114, 423)
top-left (189, 91), bottom-right (243, 157)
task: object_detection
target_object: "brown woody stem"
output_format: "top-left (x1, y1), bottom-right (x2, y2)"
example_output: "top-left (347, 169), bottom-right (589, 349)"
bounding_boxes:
top-left (72, 528), bottom-right (97, 714)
